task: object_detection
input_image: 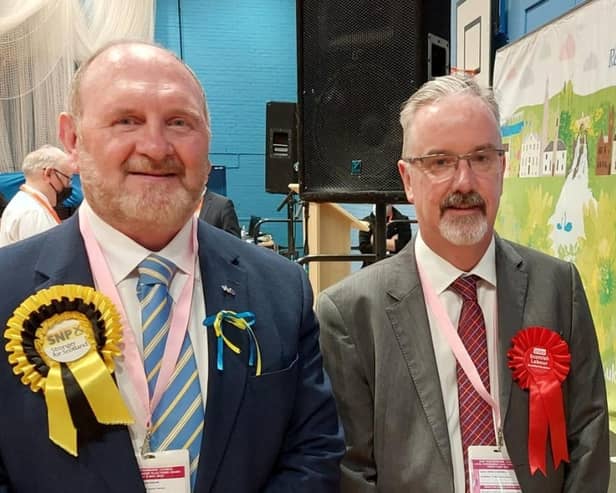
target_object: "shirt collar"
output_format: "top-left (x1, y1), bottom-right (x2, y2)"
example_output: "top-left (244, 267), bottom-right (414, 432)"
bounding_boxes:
top-left (80, 199), bottom-right (195, 285)
top-left (415, 229), bottom-right (496, 294)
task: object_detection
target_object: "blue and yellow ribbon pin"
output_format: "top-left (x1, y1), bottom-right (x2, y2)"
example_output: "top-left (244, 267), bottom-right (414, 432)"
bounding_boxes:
top-left (203, 310), bottom-right (261, 376)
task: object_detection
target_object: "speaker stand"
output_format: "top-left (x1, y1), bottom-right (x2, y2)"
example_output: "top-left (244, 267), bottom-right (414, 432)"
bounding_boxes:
top-left (373, 203), bottom-right (387, 262)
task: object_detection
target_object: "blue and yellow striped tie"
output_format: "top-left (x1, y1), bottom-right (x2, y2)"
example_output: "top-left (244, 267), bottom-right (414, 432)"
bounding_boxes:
top-left (137, 254), bottom-right (204, 487)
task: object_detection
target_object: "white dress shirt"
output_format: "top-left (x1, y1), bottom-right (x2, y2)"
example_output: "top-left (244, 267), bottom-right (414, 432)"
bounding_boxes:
top-left (0, 186), bottom-right (58, 246)
top-left (80, 200), bottom-right (209, 456)
top-left (415, 230), bottom-right (499, 493)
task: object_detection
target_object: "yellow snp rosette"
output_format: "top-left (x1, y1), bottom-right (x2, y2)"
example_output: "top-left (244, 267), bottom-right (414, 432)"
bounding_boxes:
top-left (4, 284), bottom-right (133, 456)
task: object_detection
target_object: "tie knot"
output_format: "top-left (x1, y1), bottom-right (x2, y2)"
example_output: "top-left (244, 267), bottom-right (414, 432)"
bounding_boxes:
top-left (137, 254), bottom-right (177, 287)
top-left (450, 275), bottom-right (479, 302)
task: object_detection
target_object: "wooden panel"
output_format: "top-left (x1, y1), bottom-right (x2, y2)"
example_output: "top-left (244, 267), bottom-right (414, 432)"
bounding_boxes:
top-left (306, 202), bottom-right (370, 295)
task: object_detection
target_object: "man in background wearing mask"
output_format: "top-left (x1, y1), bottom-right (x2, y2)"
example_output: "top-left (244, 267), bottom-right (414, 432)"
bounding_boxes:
top-left (0, 144), bottom-right (74, 246)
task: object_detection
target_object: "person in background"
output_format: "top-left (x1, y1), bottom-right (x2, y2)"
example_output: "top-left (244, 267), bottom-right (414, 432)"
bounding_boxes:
top-left (0, 192), bottom-right (7, 218)
top-left (198, 183), bottom-right (241, 237)
top-left (358, 203), bottom-right (412, 266)
top-left (317, 74), bottom-right (608, 492)
top-left (0, 40), bottom-right (343, 492)
top-left (0, 144), bottom-right (73, 246)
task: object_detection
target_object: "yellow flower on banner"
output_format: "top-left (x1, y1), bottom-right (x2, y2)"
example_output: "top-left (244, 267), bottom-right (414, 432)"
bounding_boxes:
top-left (4, 284), bottom-right (134, 456)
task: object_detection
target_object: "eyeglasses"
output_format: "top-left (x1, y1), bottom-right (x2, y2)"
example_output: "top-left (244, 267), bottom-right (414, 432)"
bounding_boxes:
top-left (51, 168), bottom-right (72, 184)
top-left (404, 148), bottom-right (505, 180)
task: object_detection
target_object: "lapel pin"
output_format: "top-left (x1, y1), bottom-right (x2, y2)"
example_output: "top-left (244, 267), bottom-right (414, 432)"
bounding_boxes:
top-left (221, 285), bottom-right (236, 296)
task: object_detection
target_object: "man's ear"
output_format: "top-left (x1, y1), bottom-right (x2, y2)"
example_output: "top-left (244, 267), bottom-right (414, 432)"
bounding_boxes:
top-left (58, 112), bottom-right (79, 170)
top-left (204, 160), bottom-right (212, 185)
top-left (42, 167), bottom-right (53, 180)
top-left (397, 159), bottom-right (415, 204)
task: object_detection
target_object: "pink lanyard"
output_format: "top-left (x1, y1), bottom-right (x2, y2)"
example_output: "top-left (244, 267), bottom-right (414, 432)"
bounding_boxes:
top-left (417, 263), bottom-right (502, 442)
top-left (79, 211), bottom-right (198, 428)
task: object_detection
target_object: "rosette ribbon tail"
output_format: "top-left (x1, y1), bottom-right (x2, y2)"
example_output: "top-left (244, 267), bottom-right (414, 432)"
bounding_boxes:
top-left (45, 365), bottom-right (77, 456)
top-left (542, 377), bottom-right (569, 470)
top-left (69, 352), bottom-right (134, 424)
top-left (528, 376), bottom-right (569, 475)
top-left (528, 380), bottom-right (549, 475)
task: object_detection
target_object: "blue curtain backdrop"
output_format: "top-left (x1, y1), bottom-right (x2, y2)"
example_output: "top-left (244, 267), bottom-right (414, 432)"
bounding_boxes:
top-left (0, 172), bottom-right (83, 208)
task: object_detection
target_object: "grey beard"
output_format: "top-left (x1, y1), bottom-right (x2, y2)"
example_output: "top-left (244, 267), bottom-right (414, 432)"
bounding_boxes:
top-left (439, 213), bottom-right (488, 246)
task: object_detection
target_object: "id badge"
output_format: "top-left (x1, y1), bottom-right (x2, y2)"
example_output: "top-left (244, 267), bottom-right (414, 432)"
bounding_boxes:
top-left (137, 449), bottom-right (191, 493)
top-left (468, 445), bottom-right (521, 493)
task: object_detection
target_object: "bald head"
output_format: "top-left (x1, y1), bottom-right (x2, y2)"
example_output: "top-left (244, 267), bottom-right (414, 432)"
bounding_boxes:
top-left (68, 40), bottom-right (210, 131)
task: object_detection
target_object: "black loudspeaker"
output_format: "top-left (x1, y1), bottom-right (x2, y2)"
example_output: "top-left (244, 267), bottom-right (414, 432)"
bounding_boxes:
top-left (265, 101), bottom-right (298, 194)
top-left (298, 0), bottom-right (450, 202)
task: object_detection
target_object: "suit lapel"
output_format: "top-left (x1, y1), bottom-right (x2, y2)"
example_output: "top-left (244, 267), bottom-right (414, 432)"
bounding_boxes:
top-left (34, 214), bottom-right (145, 492)
top-left (384, 247), bottom-right (453, 469)
top-left (494, 237), bottom-right (528, 427)
top-left (200, 190), bottom-right (213, 222)
top-left (194, 222), bottom-right (248, 492)
top-left (34, 215), bottom-right (94, 288)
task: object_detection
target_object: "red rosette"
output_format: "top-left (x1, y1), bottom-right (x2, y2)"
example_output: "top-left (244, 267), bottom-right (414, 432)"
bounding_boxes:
top-left (507, 326), bottom-right (570, 476)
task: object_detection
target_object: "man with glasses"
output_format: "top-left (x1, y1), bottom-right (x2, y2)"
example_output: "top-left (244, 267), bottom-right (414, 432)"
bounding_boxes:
top-left (317, 74), bottom-right (608, 492)
top-left (0, 144), bottom-right (74, 246)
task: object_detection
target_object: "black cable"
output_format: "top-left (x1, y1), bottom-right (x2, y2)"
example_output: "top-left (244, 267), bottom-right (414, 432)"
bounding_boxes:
top-left (177, 0), bottom-right (184, 59)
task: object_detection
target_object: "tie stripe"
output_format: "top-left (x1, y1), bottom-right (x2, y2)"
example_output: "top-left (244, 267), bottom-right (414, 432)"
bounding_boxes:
top-left (146, 360), bottom-right (162, 384)
top-left (137, 254), bottom-right (204, 487)
top-left (138, 257), bottom-right (175, 397)
top-left (140, 285), bottom-right (158, 306)
top-left (450, 275), bottom-right (495, 492)
top-left (157, 393), bottom-right (202, 448)
top-left (142, 298), bottom-right (168, 331)
top-left (143, 316), bottom-right (169, 352)
top-left (151, 370), bottom-right (199, 434)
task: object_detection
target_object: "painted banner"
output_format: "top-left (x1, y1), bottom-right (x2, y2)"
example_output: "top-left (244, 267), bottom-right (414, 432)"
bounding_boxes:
top-left (493, 0), bottom-right (616, 430)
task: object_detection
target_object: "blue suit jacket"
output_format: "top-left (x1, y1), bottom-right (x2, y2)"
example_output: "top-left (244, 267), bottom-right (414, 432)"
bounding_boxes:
top-left (0, 214), bottom-right (343, 492)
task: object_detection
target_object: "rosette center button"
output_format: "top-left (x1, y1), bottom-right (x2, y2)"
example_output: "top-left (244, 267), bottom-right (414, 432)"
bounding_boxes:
top-left (43, 319), bottom-right (91, 363)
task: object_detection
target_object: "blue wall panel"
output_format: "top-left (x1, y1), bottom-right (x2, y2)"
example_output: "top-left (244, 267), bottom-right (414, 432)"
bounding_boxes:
top-left (155, 1), bottom-right (182, 55)
top-left (155, 0), bottom-right (298, 246)
top-left (508, 0), bottom-right (577, 40)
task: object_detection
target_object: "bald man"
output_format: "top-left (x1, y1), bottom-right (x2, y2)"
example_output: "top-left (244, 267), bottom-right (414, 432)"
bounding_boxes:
top-left (0, 40), bottom-right (343, 493)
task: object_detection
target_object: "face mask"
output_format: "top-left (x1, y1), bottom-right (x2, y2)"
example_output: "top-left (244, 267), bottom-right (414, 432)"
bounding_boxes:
top-left (56, 186), bottom-right (73, 204)
top-left (49, 169), bottom-right (72, 205)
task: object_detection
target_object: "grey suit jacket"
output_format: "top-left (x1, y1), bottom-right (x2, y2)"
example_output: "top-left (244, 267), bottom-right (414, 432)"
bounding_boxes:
top-left (198, 189), bottom-right (241, 237)
top-left (317, 235), bottom-right (608, 493)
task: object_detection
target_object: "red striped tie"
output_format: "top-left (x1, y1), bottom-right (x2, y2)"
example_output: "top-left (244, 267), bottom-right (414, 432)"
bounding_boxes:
top-left (450, 275), bottom-right (495, 492)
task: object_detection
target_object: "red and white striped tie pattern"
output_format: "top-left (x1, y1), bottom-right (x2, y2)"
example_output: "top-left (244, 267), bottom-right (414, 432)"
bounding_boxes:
top-left (450, 275), bottom-right (495, 492)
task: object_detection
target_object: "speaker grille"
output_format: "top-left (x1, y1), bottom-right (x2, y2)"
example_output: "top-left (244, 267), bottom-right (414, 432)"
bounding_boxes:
top-left (299, 0), bottom-right (449, 202)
